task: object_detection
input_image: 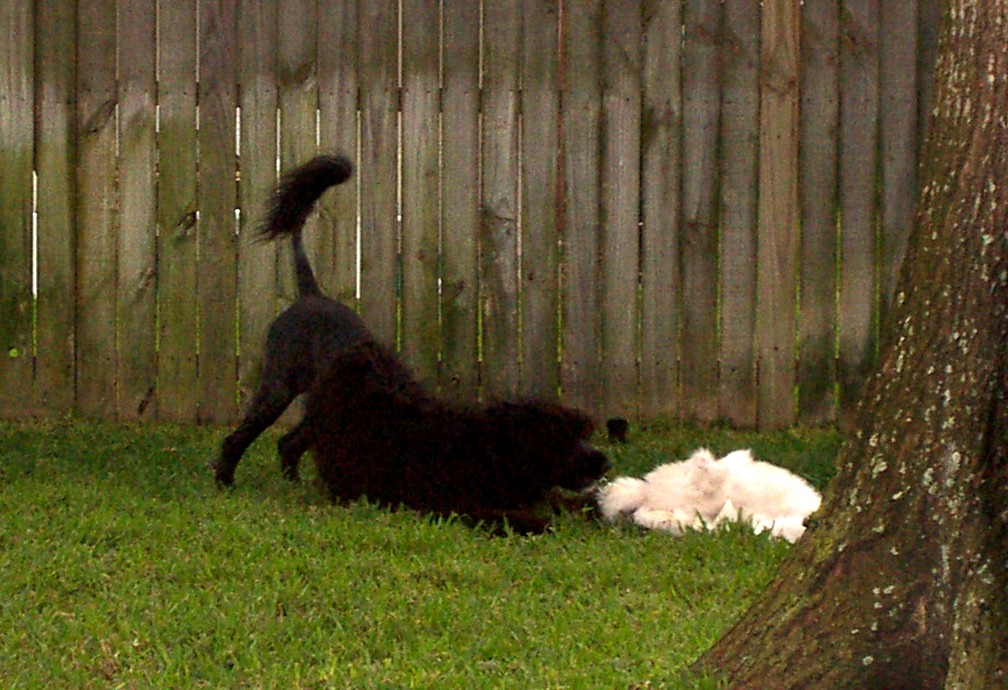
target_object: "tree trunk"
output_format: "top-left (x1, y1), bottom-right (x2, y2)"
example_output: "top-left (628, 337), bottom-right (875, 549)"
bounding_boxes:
top-left (696, 2), bottom-right (1008, 688)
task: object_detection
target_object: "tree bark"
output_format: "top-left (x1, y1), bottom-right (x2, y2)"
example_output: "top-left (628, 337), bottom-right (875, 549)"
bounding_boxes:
top-left (696, 1), bottom-right (1008, 688)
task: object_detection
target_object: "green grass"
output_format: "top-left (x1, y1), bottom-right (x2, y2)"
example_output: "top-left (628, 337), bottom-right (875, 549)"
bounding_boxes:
top-left (0, 419), bottom-right (839, 689)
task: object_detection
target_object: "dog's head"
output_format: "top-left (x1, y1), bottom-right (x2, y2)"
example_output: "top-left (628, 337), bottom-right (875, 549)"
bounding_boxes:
top-left (555, 440), bottom-right (612, 492)
top-left (485, 400), bottom-right (611, 492)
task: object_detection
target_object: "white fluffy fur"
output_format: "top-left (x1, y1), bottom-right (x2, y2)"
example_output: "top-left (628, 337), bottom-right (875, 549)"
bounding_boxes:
top-left (597, 448), bottom-right (821, 543)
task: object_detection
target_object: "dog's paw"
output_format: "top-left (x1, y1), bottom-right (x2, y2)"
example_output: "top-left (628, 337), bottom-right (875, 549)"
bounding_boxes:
top-left (280, 461), bottom-right (300, 483)
top-left (212, 463), bottom-right (236, 487)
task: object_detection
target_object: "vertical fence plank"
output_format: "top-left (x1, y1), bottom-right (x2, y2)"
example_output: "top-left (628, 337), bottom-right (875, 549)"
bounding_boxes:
top-left (0, 0), bottom-right (35, 416)
top-left (519, 0), bottom-right (561, 399)
top-left (757, 0), bottom-right (800, 430)
top-left (600, 0), bottom-right (642, 418)
top-left (157, 0), bottom-right (198, 422)
top-left (197, 0), bottom-right (239, 422)
top-left (117, 0), bottom-right (158, 419)
top-left (481, 0), bottom-right (522, 398)
top-left (640, 0), bottom-right (682, 420)
top-left (278, 0), bottom-right (319, 303)
top-left (838, 0), bottom-right (879, 413)
top-left (75, 0), bottom-right (118, 417)
top-left (879, 0), bottom-right (918, 332)
top-left (798, 0), bottom-right (840, 425)
top-left (718, 0), bottom-right (759, 427)
top-left (318, 0), bottom-right (359, 306)
top-left (34, 0), bottom-right (76, 414)
top-left (237, 0), bottom-right (279, 411)
top-left (358, 0), bottom-right (398, 345)
top-left (560, 0), bottom-right (603, 415)
top-left (401, 0), bottom-right (441, 384)
top-left (680, 0), bottom-right (721, 423)
top-left (441, 0), bottom-right (480, 400)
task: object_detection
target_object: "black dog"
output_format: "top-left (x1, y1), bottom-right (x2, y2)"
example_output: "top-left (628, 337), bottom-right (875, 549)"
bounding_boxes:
top-left (298, 340), bottom-right (611, 534)
top-left (215, 155), bottom-right (372, 486)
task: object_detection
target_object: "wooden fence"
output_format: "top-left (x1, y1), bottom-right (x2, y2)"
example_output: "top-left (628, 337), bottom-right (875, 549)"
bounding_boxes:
top-left (0, 0), bottom-right (940, 429)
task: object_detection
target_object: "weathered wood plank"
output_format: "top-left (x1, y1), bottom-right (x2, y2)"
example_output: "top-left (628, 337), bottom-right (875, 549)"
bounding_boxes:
top-left (117, 0), bottom-right (158, 419)
top-left (757, 0), bottom-right (800, 429)
top-left (519, 0), bottom-right (561, 399)
top-left (600, 0), bottom-right (642, 418)
top-left (33, 0), bottom-right (77, 415)
top-left (75, 0), bottom-right (119, 417)
top-left (879, 0), bottom-right (918, 331)
top-left (560, 0), bottom-right (603, 415)
top-left (481, 0), bottom-right (522, 398)
top-left (441, 0), bottom-right (480, 400)
top-left (798, 0), bottom-right (840, 425)
top-left (0, 0), bottom-right (35, 416)
top-left (357, 0), bottom-right (398, 345)
top-left (318, 0), bottom-right (359, 306)
top-left (640, 0), bottom-right (683, 421)
top-left (838, 0), bottom-right (880, 413)
top-left (718, 1), bottom-right (760, 426)
top-left (718, 0), bottom-right (759, 428)
top-left (196, 0), bottom-right (239, 422)
top-left (400, 0), bottom-right (441, 384)
top-left (680, 0), bottom-right (721, 423)
top-left (157, 0), bottom-right (199, 422)
top-left (237, 0), bottom-right (279, 411)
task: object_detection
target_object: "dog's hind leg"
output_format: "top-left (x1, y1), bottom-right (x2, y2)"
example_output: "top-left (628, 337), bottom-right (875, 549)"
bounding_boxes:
top-left (277, 419), bottom-right (313, 481)
top-left (215, 383), bottom-right (295, 486)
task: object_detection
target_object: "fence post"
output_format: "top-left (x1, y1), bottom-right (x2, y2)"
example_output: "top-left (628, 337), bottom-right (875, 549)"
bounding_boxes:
top-left (117, 0), bottom-right (158, 420)
top-left (640, 0), bottom-right (683, 421)
top-left (681, 0), bottom-right (722, 423)
top-left (76, 0), bottom-right (119, 418)
top-left (718, 0), bottom-right (760, 427)
top-left (157, 0), bottom-right (199, 422)
top-left (799, 0), bottom-right (841, 425)
top-left (196, 0), bottom-right (239, 423)
top-left (560, 0), bottom-right (603, 415)
top-left (441, 0), bottom-right (480, 401)
top-left (0, 0), bottom-right (35, 417)
top-left (34, 0), bottom-right (77, 415)
top-left (838, 0), bottom-right (880, 415)
top-left (757, 0), bottom-right (800, 430)
top-left (519, 0), bottom-right (562, 401)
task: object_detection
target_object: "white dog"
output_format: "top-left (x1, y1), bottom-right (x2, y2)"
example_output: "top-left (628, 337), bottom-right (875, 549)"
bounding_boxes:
top-left (597, 448), bottom-right (821, 542)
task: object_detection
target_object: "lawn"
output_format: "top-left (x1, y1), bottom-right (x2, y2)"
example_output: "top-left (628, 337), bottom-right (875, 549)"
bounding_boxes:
top-left (0, 418), bottom-right (839, 689)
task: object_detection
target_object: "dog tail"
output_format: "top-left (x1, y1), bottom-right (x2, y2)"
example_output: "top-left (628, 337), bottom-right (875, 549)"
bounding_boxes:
top-left (257, 154), bottom-right (354, 297)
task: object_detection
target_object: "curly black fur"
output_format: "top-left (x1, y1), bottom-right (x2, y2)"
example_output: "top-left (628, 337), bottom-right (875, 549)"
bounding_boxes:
top-left (300, 342), bottom-right (611, 534)
top-left (215, 154), bottom-right (372, 486)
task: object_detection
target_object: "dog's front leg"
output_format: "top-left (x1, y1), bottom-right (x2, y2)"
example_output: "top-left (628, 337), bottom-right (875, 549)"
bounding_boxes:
top-left (215, 386), bottom-right (295, 486)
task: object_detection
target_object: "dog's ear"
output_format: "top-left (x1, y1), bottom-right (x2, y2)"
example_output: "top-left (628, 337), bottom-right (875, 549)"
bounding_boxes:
top-left (555, 405), bottom-right (596, 440)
